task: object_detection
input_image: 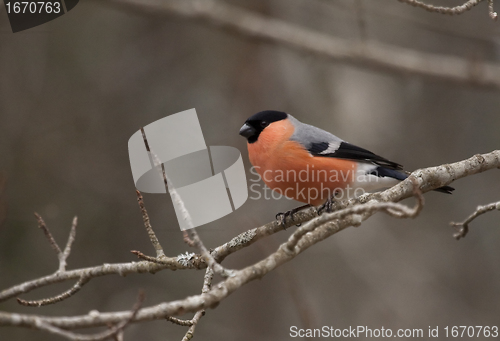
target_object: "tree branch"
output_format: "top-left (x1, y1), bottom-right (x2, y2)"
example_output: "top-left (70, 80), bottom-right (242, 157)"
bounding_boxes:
top-left (0, 151), bottom-right (498, 333)
top-left (32, 291), bottom-right (144, 341)
top-left (397, 0), bottom-right (484, 15)
top-left (135, 191), bottom-right (165, 258)
top-left (488, 0), bottom-right (498, 19)
top-left (451, 200), bottom-right (500, 240)
top-left (164, 267), bottom-right (213, 341)
top-left (398, 0), bottom-right (498, 20)
top-left (0, 258), bottom-right (196, 303)
top-left (100, 0), bottom-right (500, 89)
top-left (35, 212), bottom-right (63, 257)
top-left (61, 217), bottom-right (78, 272)
top-left (141, 124), bottom-right (234, 279)
top-left (34, 213), bottom-right (77, 272)
top-left (16, 276), bottom-right (90, 307)
top-left (284, 177), bottom-right (424, 254)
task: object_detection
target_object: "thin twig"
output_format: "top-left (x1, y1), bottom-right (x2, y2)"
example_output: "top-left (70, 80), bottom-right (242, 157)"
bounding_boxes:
top-left (17, 276), bottom-right (90, 307)
top-left (488, 0), bottom-right (498, 19)
top-left (112, 332), bottom-right (123, 341)
top-left (166, 267), bottom-right (212, 340)
top-left (130, 250), bottom-right (170, 265)
top-left (135, 190), bottom-right (165, 257)
top-left (165, 316), bottom-right (194, 327)
top-left (130, 250), bottom-right (206, 269)
top-left (141, 129), bottom-right (234, 278)
top-left (180, 267), bottom-right (213, 341)
top-left (450, 200), bottom-right (500, 240)
top-left (187, 228), bottom-right (234, 278)
top-left (0, 257), bottom-right (197, 303)
top-left (201, 267), bottom-right (214, 294)
top-left (34, 291), bottom-right (145, 341)
top-left (59, 216), bottom-right (78, 272)
top-left (397, 0), bottom-right (485, 15)
top-left (35, 213), bottom-right (62, 256)
top-left (155, 150), bottom-right (233, 276)
top-left (183, 230), bottom-right (195, 247)
top-left (181, 310), bottom-right (205, 341)
top-left (101, 0), bottom-right (500, 89)
top-left (110, 329), bottom-right (123, 341)
top-left (34, 214), bottom-right (78, 272)
top-left (1, 152), bottom-right (498, 306)
top-left (0, 152), bottom-right (498, 335)
top-left (285, 177), bottom-right (423, 253)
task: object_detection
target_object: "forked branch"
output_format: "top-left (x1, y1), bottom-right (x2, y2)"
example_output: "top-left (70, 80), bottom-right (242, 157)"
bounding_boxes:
top-left (451, 200), bottom-right (500, 239)
top-left (0, 150), bottom-right (499, 339)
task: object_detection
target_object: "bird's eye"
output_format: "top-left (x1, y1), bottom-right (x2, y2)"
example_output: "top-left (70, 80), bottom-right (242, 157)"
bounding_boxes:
top-left (260, 121), bottom-right (269, 128)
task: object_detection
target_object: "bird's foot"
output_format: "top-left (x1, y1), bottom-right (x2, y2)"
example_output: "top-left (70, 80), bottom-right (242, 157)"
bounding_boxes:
top-left (275, 211), bottom-right (294, 228)
top-left (275, 204), bottom-right (311, 228)
top-left (317, 196), bottom-right (338, 215)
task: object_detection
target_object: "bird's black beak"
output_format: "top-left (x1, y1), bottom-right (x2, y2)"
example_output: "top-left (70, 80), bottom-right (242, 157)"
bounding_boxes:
top-left (239, 123), bottom-right (256, 139)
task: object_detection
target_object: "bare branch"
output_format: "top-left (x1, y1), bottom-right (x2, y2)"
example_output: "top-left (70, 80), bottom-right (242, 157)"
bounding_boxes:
top-left (3, 151), bottom-right (497, 306)
top-left (141, 124), bottom-right (234, 279)
top-left (135, 190), bottom-right (165, 257)
top-left (110, 329), bottom-right (123, 341)
top-left (180, 267), bottom-right (213, 340)
top-left (397, 0), bottom-right (486, 15)
top-left (0, 151), bottom-right (498, 334)
top-left (61, 216), bottom-right (78, 272)
top-left (165, 316), bottom-right (193, 327)
top-left (451, 200), bottom-right (500, 240)
top-left (201, 267), bottom-right (214, 294)
top-left (0, 221), bottom-right (270, 303)
top-left (33, 291), bottom-right (144, 341)
top-left (130, 250), bottom-right (168, 265)
top-left (0, 258), bottom-right (196, 303)
top-left (399, 0), bottom-right (498, 20)
top-left (167, 163), bottom-right (233, 276)
top-left (181, 310), bottom-right (205, 341)
top-left (101, 0), bottom-right (500, 89)
top-left (488, 0), bottom-right (498, 19)
top-left (0, 189), bottom-right (428, 329)
top-left (285, 177), bottom-right (424, 254)
top-left (33, 214), bottom-right (77, 272)
top-left (130, 250), bottom-right (206, 269)
top-left (182, 230), bottom-right (195, 247)
top-left (35, 212), bottom-right (63, 256)
top-left (17, 276), bottom-right (90, 307)
top-left (187, 228), bottom-right (234, 278)
top-left (166, 267), bottom-right (212, 339)
top-left (158, 169), bottom-right (230, 277)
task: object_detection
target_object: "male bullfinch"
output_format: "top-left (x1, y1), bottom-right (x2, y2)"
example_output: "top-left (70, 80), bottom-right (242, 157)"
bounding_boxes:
top-left (239, 110), bottom-right (453, 215)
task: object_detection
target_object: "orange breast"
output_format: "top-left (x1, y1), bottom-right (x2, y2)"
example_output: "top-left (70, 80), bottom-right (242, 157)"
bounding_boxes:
top-left (247, 120), bottom-right (356, 205)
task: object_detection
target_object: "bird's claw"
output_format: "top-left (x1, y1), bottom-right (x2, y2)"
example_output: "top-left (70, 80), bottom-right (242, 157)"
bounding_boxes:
top-left (276, 211), bottom-right (295, 228)
top-left (276, 204), bottom-right (312, 228)
top-left (317, 197), bottom-right (336, 215)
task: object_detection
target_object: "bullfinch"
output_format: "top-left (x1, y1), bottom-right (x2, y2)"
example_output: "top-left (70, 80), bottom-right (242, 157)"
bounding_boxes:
top-left (239, 110), bottom-right (453, 217)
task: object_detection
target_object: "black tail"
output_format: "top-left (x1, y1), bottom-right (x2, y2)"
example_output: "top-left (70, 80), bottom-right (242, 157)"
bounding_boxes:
top-left (432, 185), bottom-right (455, 194)
top-left (369, 167), bottom-right (455, 194)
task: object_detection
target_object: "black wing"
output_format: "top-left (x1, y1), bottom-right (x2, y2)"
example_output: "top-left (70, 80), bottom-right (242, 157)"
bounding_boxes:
top-left (308, 141), bottom-right (403, 170)
top-left (308, 141), bottom-right (454, 193)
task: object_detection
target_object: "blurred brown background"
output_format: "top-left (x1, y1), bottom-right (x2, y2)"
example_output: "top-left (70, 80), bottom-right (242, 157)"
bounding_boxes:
top-left (0, 0), bottom-right (499, 340)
